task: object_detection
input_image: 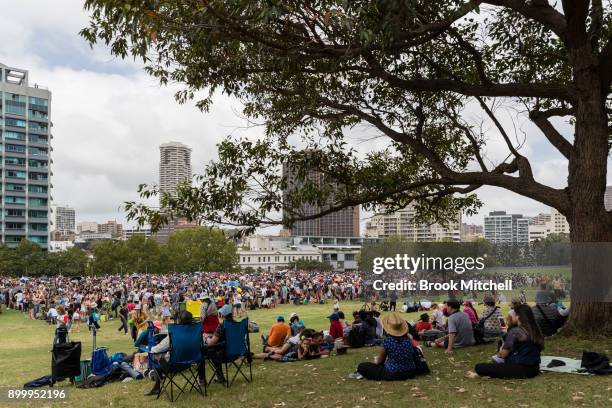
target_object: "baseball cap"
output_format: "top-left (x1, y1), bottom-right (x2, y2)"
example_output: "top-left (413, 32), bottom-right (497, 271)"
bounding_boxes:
top-left (276, 315), bottom-right (285, 322)
top-left (327, 313), bottom-right (339, 320)
top-left (290, 312), bottom-right (298, 319)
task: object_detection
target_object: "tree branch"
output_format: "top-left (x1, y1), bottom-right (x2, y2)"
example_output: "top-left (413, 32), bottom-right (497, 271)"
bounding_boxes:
top-left (529, 109), bottom-right (574, 159)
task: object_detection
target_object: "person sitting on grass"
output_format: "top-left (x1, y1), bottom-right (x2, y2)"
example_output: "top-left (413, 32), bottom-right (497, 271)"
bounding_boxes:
top-left (481, 295), bottom-right (505, 337)
top-left (289, 313), bottom-right (304, 336)
top-left (254, 327), bottom-right (313, 361)
top-left (427, 299), bottom-right (475, 353)
top-left (463, 301), bottom-right (479, 324)
top-left (261, 315), bottom-right (291, 352)
top-left (431, 303), bottom-right (445, 329)
top-left (328, 313), bottom-right (344, 339)
top-left (350, 312), bottom-right (417, 381)
top-left (415, 313), bottom-right (432, 334)
top-left (298, 331), bottom-right (331, 360)
top-left (467, 304), bottom-right (544, 379)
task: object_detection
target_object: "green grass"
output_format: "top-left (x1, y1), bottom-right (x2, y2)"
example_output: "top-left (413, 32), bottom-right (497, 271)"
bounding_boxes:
top-left (0, 303), bottom-right (611, 408)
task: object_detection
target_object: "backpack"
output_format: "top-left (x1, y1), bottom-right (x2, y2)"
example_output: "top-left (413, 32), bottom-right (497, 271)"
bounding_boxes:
top-left (413, 346), bottom-right (430, 375)
top-left (348, 326), bottom-right (365, 348)
top-left (473, 306), bottom-right (499, 344)
top-left (91, 348), bottom-right (112, 376)
top-left (581, 351), bottom-right (612, 375)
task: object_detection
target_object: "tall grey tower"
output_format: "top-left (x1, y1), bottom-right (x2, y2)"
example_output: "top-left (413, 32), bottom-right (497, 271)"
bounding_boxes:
top-left (0, 63), bottom-right (51, 249)
top-left (159, 141), bottom-right (192, 204)
top-left (156, 142), bottom-right (194, 243)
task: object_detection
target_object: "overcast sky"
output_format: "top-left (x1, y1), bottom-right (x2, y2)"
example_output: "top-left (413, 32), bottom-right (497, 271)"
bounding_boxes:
top-left (1, 1), bottom-right (609, 232)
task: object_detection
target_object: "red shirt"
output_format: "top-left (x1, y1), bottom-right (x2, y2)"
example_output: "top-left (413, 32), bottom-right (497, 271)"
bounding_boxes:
top-left (416, 321), bottom-right (432, 332)
top-left (202, 314), bottom-right (220, 334)
top-left (329, 320), bottom-right (344, 339)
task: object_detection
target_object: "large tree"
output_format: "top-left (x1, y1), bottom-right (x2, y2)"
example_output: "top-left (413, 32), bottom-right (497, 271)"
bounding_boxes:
top-left (82, 0), bottom-right (612, 332)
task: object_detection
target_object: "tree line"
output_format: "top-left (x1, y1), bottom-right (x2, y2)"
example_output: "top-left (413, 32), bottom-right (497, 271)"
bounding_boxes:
top-left (0, 227), bottom-right (239, 277)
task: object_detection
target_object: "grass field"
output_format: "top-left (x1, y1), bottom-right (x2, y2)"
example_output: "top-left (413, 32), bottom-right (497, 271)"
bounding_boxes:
top-left (1, 302), bottom-right (611, 408)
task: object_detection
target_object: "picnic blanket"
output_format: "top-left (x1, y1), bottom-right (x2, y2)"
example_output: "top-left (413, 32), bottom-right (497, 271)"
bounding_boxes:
top-left (540, 356), bottom-right (590, 375)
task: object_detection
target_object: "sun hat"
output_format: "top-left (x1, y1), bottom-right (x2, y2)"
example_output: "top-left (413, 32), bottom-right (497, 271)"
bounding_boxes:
top-left (218, 304), bottom-right (232, 317)
top-left (382, 312), bottom-right (408, 337)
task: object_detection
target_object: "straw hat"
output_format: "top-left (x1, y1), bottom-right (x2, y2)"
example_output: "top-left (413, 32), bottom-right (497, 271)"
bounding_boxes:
top-left (382, 312), bottom-right (408, 337)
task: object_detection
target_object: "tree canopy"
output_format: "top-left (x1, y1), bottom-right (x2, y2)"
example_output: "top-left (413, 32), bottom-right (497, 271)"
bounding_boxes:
top-left (81, 0), bottom-right (612, 332)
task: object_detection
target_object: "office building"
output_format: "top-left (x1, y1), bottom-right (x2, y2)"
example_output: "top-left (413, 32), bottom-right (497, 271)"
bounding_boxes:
top-left (51, 205), bottom-right (75, 234)
top-left (282, 164), bottom-right (359, 237)
top-left (484, 211), bottom-right (530, 244)
top-left (365, 205), bottom-right (461, 242)
top-left (0, 63), bottom-right (51, 248)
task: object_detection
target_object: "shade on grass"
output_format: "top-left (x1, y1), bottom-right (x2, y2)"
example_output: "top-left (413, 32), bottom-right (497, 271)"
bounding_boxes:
top-left (0, 302), bottom-right (610, 408)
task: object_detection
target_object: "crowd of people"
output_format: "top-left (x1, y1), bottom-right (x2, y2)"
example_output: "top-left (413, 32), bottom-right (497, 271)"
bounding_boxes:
top-left (0, 270), bottom-right (573, 389)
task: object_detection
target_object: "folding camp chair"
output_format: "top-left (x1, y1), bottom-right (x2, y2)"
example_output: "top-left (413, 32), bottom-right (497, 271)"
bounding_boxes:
top-left (151, 323), bottom-right (206, 402)
top-left (207, 318), bottom-right (252, 388)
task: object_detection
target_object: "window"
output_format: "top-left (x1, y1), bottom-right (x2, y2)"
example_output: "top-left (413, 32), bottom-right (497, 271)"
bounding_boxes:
top-left (4, 131), bottom-right (26, 141)
top-left (29, 223), bottom-right (47, 232)
top-left (28, 185), bottom-right (47, 193)
top-left (5, 222), bottom-right (25, 230)
top-left (29, 96), bottom-right (48, 107)
top-left (6, 170), bottom-right (26, 179)
top-left (29, 172), bottom-right (47, 181)
top-left (5, 118), bottom-right (26, 128)
top-left (5, 157), bottom-right (25, 166)
top-left (5, 196), bottom-right (26, 205)
top-left (29, 197), bottom-right (48, 206)
top-left (29, 135), bottom-right (48, 144)
top-left (5, 236), bottom-right (23, 243)
top-left (5, 93), bottom-right (26, 115)
top-left (28, 109), bottom-right (48, 120)
top-left (6, 144), bottom-right (25, 153)
top-left (6, 209), bottom-right (25, 217)
top-left (28, 159), bottom-right (48, 169)
top-left (28, 210), bottom-right (48, 218)
top-left (28, 236), bottom-right (47, 244)
top-left (5, 183), bottom-right (25, 192)
top-left (29, 122), bottom-right (48, 132)
top-left (29, 147), bottom-right (47, 156)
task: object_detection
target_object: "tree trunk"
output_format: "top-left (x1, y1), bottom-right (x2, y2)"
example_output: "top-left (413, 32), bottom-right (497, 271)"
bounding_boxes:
top-left (564, 41), bottom-right (612, 335)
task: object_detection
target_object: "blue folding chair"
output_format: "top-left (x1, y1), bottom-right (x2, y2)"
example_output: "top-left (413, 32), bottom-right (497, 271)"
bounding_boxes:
top-left (151, 323), bottom-right (206, 402)
top-left (208, 318), bottom-right (252, 387)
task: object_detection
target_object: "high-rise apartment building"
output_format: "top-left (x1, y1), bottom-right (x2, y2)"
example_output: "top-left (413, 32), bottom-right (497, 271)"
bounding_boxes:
top-left (484, 211), bottom-right (530, 244)
top-left (461, 223), bottom-right (484, 241)
top-left (159, 142), bottom-right (192, 201)
top-left (0, 63), bottom-right (51, 249)
top-left (366, 205), bottom-right (461, 242)
top-left (51, 205), bottom-right (75, 234)
top-left (156, 142), bottom-right (196, 242)
top-left (282, 164), bottom-right (360, 237)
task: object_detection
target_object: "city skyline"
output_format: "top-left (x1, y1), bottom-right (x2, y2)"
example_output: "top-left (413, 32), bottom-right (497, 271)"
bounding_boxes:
top-left (2, 1), bottom-right (611, 234)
